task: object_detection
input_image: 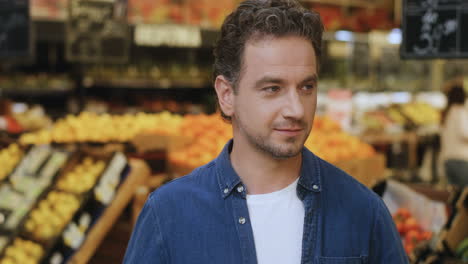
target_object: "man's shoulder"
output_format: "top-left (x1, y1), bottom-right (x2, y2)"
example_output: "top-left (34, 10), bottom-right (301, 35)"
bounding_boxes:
top-left (315, 156), bottom-right (382, 204)
top-left (147, 161), bottom-right (219, 206)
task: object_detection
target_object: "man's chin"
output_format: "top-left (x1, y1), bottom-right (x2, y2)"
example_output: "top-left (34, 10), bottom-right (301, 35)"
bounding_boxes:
top-left (266, 143), bottom-right (303, 159)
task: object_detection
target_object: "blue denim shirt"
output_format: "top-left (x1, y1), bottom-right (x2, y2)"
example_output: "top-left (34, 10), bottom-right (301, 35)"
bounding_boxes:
top-left (124, 140), bottom-right (408, 264)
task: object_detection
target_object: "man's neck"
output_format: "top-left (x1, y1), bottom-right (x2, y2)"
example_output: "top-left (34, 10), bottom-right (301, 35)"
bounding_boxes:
top-left (230, 137), bottom-right (302, 195)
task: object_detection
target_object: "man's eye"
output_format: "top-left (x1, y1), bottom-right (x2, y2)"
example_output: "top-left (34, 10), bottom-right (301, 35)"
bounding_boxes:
top-left (302, 85), bottom-right (315, 91)
top-left (263, 86), bottom-right (280, 93)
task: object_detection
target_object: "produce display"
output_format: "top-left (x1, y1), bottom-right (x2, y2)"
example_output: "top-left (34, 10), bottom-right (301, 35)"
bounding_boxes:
top-left (169, 114), bottom-right (232, 169)
top-left (305, 116), bottom-right (376, 163)
top-left (0, 74), bottom-right (73, 92)
top-left (400, 102), bottom-right (440, 126)
top-left (361, 102), bottom-right (441, 132)
top-left (31, 0), bottom-right (68, 20)
top-left (311, 5), bottom-right (394, 32)
top-left (19, 111), bottom-right (183, 145)
top-left (56, 157), bottom-right (106, 195)
top-left (24, 191), bottom-right (80, 242)
top-left (12, 106), bottom-right (53, 133)
top-left (392, 208), bottom-right (433, 255)
top-left (169, 114), bottom-right (376, 170)
top-left (128, 0), bottom-right (187, 25)
top-left (0, 238), bottom-right (44, 264)
top-left (84, 63), bottom-right (213, 90)
top-left (0, 146), bottom-right (129, 264)
top-left (127, 0), bottom-right (237, 29)
top-left (0, 144), bottom-right (23, 182)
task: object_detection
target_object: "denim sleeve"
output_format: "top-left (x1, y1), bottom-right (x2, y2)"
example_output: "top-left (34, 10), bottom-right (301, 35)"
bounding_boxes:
top-left (369, 198), bottom-right (409, 264)
top-left (123, 194), bottom-right (168, 263)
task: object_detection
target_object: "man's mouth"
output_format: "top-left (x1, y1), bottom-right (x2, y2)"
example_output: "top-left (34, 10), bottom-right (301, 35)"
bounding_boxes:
top-left (273, 128), bottom-right (303, 136)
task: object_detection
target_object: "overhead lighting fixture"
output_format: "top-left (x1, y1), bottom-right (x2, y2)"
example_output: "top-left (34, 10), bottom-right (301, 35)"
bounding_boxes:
top-left (387, 28), bottom-right (402, 45)
top-left (335, 30), bottom-right (354, 42)
top-left (391, 92), bottom-right (411, 104)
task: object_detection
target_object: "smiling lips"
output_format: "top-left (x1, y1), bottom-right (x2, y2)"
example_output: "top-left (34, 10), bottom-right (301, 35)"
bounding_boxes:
top-left (274, 128), bottom-right (303, 136)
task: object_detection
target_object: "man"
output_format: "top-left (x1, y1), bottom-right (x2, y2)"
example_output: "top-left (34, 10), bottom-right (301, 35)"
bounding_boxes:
top-left (124, 0), bottom-right (408, 263)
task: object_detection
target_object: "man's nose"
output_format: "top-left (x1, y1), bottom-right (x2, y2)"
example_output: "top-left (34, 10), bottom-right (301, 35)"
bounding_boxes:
top-left (281, 89), bottom-right (305, 120)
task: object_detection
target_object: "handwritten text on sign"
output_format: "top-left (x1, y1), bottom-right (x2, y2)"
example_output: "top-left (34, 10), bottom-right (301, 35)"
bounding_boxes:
top-left (0, 6), bottom-right (29, 58)
top-left (402, 0), bottom-right (468, 59)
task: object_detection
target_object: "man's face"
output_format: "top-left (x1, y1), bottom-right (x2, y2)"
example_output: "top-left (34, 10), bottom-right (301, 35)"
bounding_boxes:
top-left (232, 35), bottom-right (318, 159)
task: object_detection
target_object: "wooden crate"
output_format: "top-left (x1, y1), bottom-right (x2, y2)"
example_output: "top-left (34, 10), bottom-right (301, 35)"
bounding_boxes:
top-left (167, 161), bottom-right (196, 179)
top-left (334, 154), bottom-right (387, 188)
top-left (131, 133), bottom-right (192, 153)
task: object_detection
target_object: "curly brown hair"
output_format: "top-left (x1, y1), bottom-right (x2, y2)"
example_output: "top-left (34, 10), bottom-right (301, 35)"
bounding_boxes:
top-left (213, 0), bottom-right (324, 121)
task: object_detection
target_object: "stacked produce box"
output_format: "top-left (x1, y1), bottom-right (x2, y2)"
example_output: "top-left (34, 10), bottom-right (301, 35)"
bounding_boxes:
top-left (0, 143), bottom-right (129, 264)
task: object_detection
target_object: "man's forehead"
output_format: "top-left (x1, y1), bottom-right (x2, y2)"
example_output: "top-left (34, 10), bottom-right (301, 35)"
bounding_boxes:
top-left (243, 35), bottom-right (317, 67)
top-left (241, 36), bottom-right (317, 75)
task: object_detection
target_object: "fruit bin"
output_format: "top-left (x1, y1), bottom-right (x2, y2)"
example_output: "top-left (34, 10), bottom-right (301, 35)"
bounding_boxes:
top-left (9, 148), bottom-right (129, 264)
top-left (334, 153), bottom-right (387, 188)
top-left (167, 161), bottom-right (197, 179)
top-left (43, 151), bottom-right (130, 264)
top-left (131, 133), bottom-right (192, 154)
top-left (0, 145), bottom-right (71, 236)
top-left (0, 144), bottom-right (25, 184)
top-left (17, 150), bottom-right (107, 257)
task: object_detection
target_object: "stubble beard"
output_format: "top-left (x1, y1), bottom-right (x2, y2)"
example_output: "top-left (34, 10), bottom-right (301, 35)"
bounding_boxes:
top-left (236, 117), bottom-right (308, 160)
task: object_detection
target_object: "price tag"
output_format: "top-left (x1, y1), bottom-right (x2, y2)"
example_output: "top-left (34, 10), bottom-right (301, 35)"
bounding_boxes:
top-left (49, 252), bottom-right (64, 264)
top-left (79, 213), bottom-right (91, 232)
top-left (26, 145), bottom-right (52, 176)
top-left (63, 222), bottom-right (85, 249)
top-left (135, 24), bottom-right (202, 48)
top-left (326, 89), bottom-right (353, 132)
top-left (94, 184), bottom-right (115, 205)
top-left (102, 152), bottom-right (127, 182)
top-left (94, 152), bottom-right (126, 205)
top-left (40, 151), bottom-right (69, 181)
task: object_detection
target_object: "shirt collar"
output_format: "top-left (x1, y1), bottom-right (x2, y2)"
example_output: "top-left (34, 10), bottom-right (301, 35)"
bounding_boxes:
top-left (215, 139), bottom-right (322, 199)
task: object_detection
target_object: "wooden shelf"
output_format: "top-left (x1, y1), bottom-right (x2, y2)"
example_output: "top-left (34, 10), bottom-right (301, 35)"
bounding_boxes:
top-left (89, 78), bottom-right (211, 90)
top-left (360, 131), bottom-right (419, 171)
top-left (67, 159), bottom-right (150, 264)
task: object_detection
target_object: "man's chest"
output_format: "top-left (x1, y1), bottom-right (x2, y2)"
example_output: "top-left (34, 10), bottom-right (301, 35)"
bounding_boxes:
top-left (158, 195), bottom-right (369, 264)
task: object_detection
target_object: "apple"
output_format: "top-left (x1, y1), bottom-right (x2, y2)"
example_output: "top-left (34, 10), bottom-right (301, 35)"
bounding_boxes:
top-left (404, 217), bottom-right (420, 232)
top-left (405, 229), bottom-right (420, 245)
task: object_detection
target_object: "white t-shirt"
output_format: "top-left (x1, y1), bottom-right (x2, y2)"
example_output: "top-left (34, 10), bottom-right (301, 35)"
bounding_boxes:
top-left (441, 103), bottom-right (468, 161)
top-left (246, 177), bottom-right (304, 264)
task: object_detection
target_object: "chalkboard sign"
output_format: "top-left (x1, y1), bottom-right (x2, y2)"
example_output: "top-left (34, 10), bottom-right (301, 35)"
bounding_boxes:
top-left (66, 0), bottom-right (130, 63)
top-left (0, 0), bottom-right (31, 59)
top-left (401, 0), bottom-right (468, 59)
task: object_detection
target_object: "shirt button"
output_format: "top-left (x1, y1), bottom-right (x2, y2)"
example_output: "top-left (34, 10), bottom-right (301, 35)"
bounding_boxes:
top-left (238, 217), bottom-right (246, 225)
top-left (237, 185), bottom-right (244, 193)
top-left (223, 188), bottom-right (229, 194)
top-left (312, 185), bottom-right (319, 190)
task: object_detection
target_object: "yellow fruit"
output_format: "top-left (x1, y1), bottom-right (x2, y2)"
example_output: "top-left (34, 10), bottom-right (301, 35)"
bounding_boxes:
top-left (19, 111), bottom-right (184, 144)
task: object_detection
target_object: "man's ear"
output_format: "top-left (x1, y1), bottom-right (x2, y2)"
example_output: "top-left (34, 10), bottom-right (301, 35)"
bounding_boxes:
top-left (214, 75), bottom-right (235, 118)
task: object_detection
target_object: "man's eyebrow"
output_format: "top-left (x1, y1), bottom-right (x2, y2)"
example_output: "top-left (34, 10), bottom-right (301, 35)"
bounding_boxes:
top-left (300, 75), bottom-right (318, 85)
top-left (254, 76), bottom-right (285, 88)
top-left (254, 74), bottom-right (318, 88)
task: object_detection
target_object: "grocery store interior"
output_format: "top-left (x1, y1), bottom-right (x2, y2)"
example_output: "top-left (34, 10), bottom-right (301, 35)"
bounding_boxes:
top-left (0, 0), bottom-right (468, 263)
